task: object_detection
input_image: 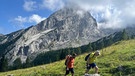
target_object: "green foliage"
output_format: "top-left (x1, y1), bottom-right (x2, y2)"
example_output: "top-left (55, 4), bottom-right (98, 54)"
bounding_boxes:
top-left (32, 47), bottom-right (85, 66)
top-left (121, 29), bottom-right (128, 40)
top-left (12, 58), bottom-right (22, 70)
top-left (0, 56), bottom-right (8, 72)
top-left (23, 57), bottom-right (31, 68)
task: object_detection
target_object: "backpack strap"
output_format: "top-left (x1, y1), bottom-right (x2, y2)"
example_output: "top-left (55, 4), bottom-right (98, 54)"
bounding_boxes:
top-left (92, 53), bottom-right (95, 58)
top-left (67, 56), bottom-right (72, 62)
top-left (90, 52), bottom-right (95, 58)
top-left (87, 53), bottom-right (95, 64)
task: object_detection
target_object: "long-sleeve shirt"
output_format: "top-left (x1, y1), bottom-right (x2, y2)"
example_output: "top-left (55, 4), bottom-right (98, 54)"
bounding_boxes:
top-left (87, 52), bottom-right (97, 64)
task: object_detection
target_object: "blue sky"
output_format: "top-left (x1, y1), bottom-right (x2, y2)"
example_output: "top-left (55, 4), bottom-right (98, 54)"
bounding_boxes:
top-left (0, 0), bottom-right (54, 34)
top-left (0, 0), bottom-right (135, 34)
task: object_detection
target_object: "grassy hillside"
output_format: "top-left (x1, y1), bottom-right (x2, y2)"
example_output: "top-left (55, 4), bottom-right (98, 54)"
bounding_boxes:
top-left (0, 39), bottom-right (135, 76)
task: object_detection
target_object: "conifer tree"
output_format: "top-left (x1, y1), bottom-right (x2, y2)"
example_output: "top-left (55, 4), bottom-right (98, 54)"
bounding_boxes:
top-left (122, 29), bottom-right (128, 40)
top-left (0, 56), bottom-right (8, 72)
top-left (13, 58), bottom-right (22, 69)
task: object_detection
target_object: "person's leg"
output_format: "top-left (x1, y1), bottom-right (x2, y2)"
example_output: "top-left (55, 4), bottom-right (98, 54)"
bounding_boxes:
top-left (70, 68), bottom-right (74, 76)
top-left (95, 66), bottom-right (98, 74)
top-left (91, 63), bottom-right (98, 73)
top-left (85, 64), bottom-right (91, 74)
top-left (64, 67), bottom-right (69, 76)
top-left (85, 69), bottom-right (89, 73)
top-left (71, 73), bottom-right (74, 76)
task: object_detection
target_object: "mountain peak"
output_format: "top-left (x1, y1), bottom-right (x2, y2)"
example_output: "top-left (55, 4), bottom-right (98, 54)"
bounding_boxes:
top-left (50, 7), bottom-right (91, 21)
top-left (36, 6), bottom-right (96, 31)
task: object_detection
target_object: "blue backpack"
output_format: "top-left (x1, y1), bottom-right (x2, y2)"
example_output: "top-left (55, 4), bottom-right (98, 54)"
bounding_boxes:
top-left (85, 53), bottom-right (90, 61)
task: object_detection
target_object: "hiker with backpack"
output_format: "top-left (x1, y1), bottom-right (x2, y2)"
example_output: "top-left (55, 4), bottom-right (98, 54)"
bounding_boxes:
top-left (64, 53), bottom-right (77, 76)
top-left (85, 51), bottom-right (100, 75)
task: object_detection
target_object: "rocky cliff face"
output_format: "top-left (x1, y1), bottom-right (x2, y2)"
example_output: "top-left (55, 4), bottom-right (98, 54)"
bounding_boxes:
top-left (125, 26), bottom-right (135, 37)
top-left (2, 7), bottom-right (106, 65)
top-left (0, 34), bottom-right (3, 36)
top-left (0, 34), bottom-right (5, 43)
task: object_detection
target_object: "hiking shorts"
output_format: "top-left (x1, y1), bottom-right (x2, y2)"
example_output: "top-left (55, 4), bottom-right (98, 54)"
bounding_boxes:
top-left (65, 67), bottom-right (74, 75)
top-left (87, 63), bottom-right (96, 70)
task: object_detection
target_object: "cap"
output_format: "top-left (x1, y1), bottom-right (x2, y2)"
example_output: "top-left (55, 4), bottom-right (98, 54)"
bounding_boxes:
top-left (95, 50), bottom-right (100, 55)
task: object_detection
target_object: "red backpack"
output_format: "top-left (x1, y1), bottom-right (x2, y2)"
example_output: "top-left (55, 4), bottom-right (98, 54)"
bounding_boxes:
top-left (64, 55), bottom-right (71, 65)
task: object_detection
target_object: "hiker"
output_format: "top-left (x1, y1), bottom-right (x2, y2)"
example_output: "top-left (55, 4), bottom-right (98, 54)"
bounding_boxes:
top-left (85, 51), bottom-right (100, 75)
top-left (64, 53), bottom-right (77, 76)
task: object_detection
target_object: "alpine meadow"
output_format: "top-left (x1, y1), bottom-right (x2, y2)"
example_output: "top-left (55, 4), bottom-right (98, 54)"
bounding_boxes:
top-left (0, 39), bottom-right (135, 76)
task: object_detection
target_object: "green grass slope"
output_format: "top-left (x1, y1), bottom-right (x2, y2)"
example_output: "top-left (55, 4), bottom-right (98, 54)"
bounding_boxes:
top-left (0, 39), bottom-right (135, 76)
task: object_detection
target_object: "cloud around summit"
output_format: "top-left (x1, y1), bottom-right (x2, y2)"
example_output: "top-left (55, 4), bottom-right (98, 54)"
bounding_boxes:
top-left (40, 0), bottom-right (135, 29)
top-left (67, 0), bottom-right (135, 29)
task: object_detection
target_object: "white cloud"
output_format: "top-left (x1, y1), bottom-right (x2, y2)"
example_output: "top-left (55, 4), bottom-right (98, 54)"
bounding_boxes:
top-left (23, 0), bottom-right (37, 11)
top-left (67, 0), bottom-right (135, 29)
top-left (11, 14), bottom-right (46, 28)
top-left (42, 0), bottom-right (65, 11)
top-left (14, 16), bottom-right (27, 28)
top-left (23, 0), bottom-right (65, 11)
top-left (29, 14), bottom-right (46, 23)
